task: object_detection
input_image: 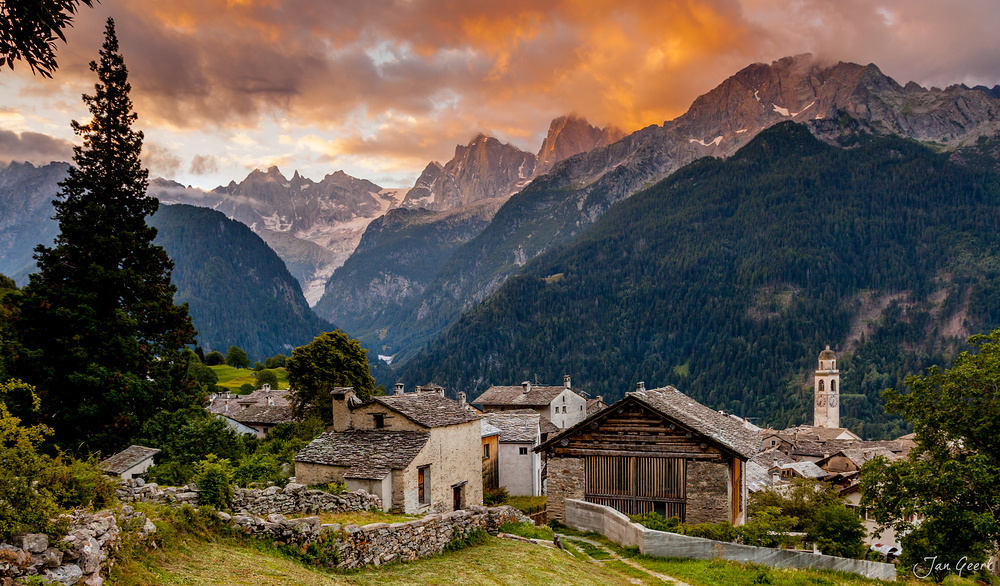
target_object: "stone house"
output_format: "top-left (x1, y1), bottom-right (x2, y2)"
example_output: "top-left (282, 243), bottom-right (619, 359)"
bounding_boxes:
top-left (485, 411), bottom-right (542, 497)
top-left (472, 375), bottom-right (588, 431)
top-left (537, 384), bottom-right (760, 525)
top-left (294, 386), bottom-right (483, 514)
top-left (227, 404), bottom-right (296, 438)
top-left (99, 445), bottom-right (160, 479)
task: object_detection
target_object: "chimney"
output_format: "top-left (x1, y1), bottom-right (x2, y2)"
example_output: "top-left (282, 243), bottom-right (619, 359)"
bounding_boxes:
top-left (596, 395), bottom-right (603, 403)
top-left (564, 375), bottom-right (571, 389)
top-left (459, 392), bottom-right (466, 406)
top-left (636, 381), bottom-right (645, 391)
top-left (522, 381), bottom-right (531, 394)
top-left (394, 382), bottom-right (405, 396)
top-left (261, 383), bottom-right (270, 392)
top-left (330, 387), bottom-right (357, 432)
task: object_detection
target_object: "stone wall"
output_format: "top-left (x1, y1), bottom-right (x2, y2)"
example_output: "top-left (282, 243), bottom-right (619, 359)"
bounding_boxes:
top-left (115, 478), bottom-right (382, 516)
top-left (545, 457), bottom-right (585, 522)
top-left (0, 506), bottom-right (156, 586)
top-left (564, 499), bottom-right (896, 582)
top-left (224, 505), bottom-right (532, 569)
top-left (685, 460), bottom-right (731, 524)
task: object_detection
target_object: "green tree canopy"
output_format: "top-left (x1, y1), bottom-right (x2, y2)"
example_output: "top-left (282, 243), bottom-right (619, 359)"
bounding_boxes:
top-left (286, 330), bottom-right (375, 420)
top-left (0, 0), bottom-right (96, 77)
top-left (255, 369), bottom-right (278, 390)
top-left (205, 350), bottom-right (225, 366)
top-left (12, 19), bottom-right (198, 453)
top-left (862, 329), bottom-right (1000, 582)
top-left (264, 354), bottom-right (286, 369)
top-left (226, 345), bottom-right (250, 369)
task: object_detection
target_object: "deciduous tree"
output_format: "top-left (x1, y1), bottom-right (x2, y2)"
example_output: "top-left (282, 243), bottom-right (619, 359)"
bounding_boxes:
top-left (0, 0), bottom-right (97, 77)
top-left (862, 329), bottom-right (1000, 582)
top-left (286, 330), bottom-right (374, 420)
top-left (226, 345), bottom-right (249, 369)
top-left (14, 19), bottom-right (197, 453)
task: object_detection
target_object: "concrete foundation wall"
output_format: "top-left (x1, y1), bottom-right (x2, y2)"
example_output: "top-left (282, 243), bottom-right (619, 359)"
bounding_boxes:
top-left (564, 499), bottom-right (896, 582)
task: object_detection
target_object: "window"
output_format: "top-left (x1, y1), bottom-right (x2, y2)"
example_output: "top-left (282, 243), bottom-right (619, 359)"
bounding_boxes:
top-left (418, 465), bottom-right (431, 505)
top-left (519, 447), bottom-right (528, 455)
top-left (831, 380), bottom-right (837, 393)
top-left (483, 443), bottom-right (490, 459)
top-left (562, 406), bottom-right (567, 413)
top-left (373, 413), bottom-right (385, 429)
top-left (818, 380), bottom-right (825, 393)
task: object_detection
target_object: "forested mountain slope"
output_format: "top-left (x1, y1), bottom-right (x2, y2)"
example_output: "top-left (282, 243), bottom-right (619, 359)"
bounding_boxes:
top-left (396, 123), bottom-right (1000, 439)
top-left (150, 204), bottom-right (332, 359)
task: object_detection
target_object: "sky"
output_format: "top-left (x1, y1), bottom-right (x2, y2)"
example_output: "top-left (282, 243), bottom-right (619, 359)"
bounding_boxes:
top-left (2, 0), bottom-right (999, 190)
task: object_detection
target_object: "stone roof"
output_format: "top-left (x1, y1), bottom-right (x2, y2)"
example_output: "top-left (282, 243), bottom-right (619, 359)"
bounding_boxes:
top-left (294, 430), bottom-right (430, 480)
top-left (485, 411), bottom-right (540, 444)
top-left (586, 398), bottom-right (607, 416)
top-left (472, 384), bottom-right (572, 407)
top-left (371, 393), bottom-right (482, 428)
top-left (230, 404), bottom-right (295, 425)
top-left (99, 445), bottom-right (160, 475)
top-left (207, 387), bottom-right (290, 415)
top-left (539, 418), bottom-right (561, 436)
top-left (823, 446), bottom-right (901, 467)
top-left (751, 447), bottom-right (797, 469)
top-left (746, 461), bottom-right (772, 493)
top-left (777, 460), bottom-right (828, 479)
top-left (819, 346), bottom-right (837, 360)
top-left (627, 387), bottom-right (761, 459)
top-left (481, 421), bottom-right (502, 438)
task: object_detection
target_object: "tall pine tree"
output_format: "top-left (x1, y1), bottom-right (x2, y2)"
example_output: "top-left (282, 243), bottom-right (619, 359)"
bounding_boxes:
top-left (15, 18), bottom-right (198, 454)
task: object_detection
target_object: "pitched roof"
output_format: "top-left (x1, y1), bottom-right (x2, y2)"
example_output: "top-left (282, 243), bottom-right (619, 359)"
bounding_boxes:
top-left (539, 418), bottom-right (561, 436)
top-left (294, 430), bottom-right (430, 480)
top-left (751, 446), bottom-right (797, 468)
top-left (207, 387), bottom-right (291, 415)
top-left (627, 387), bottom-right (762, 459)
top-left (485, 411), bottom-right (540, 443)
top-left (472, 384), bottom-right (572, 407)
top-left (481, 421), bottom-right (503, 438)
top-left (821, 446), bottom-right (901, 468)
top-left (230, 404), bottom-right (295, 425)
top-left (746, 461), bottom-right (772, 493)
top-left (776, 461), bottom-right (828, 479)
top-left (371, 393), bottom-right (482, 428)
top-left (99, 445), bottom-right (160, 475)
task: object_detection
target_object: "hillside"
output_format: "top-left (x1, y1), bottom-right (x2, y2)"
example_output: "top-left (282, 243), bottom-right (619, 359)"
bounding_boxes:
top-left (0, 161), bottom-right (69, 284)
top-left (150, 204), bottom-right (332, 360)
top-left (328, 55), bottom-right (1000, 362)
top-left (396, 123), bottom-right (1000, 439)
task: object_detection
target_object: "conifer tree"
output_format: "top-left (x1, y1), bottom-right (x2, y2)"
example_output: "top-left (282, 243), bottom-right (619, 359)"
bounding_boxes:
top-left (15, 18), bottom-right (198, 453)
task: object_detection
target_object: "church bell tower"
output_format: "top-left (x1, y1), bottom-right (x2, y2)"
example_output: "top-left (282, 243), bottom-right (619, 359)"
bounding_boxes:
top-left (814, 345), bottom-right (840, 428)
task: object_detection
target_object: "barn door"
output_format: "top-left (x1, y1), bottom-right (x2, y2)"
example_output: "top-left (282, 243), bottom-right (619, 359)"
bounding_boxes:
top-left (584, 456), bottom-right (686, 520)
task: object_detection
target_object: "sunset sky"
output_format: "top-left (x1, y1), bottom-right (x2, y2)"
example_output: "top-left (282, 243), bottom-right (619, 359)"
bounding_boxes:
top-left (2, 0), bottom-right (999, 189)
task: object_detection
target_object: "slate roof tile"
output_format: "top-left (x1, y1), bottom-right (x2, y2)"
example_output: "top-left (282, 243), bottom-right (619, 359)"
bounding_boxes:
top-left (294, 430), bottom-right (430, 480)
top-left (99, 445), bottom-right (160, 475)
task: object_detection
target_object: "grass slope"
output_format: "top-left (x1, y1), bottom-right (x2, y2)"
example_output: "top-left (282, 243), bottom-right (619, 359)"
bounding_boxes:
top-left (210, 365), bottom-right (288, 391)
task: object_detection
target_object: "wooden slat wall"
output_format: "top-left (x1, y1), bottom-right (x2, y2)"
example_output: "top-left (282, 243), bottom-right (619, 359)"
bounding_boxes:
top-left (585, 455), bottom-right (686, 520)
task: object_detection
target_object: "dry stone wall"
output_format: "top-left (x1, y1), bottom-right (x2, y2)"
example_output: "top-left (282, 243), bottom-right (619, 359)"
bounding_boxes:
top-left (685, 461), bottom-right (731, 524)
top-left (223, 505), bottom-right (531, 569)
top-left (115, 478), bottom-right (382, 515)
top-left (0, 506), bottom-right (156, 586)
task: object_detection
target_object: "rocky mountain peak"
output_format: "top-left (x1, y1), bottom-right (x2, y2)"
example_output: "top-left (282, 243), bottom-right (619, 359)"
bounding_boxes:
top-left (400, 134), bottom-right (536, 211)
top-left (535, 114), bottom-right (625, 176)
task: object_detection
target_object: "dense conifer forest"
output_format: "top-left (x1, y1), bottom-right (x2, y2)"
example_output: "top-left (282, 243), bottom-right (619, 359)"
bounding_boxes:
top-left (395, 123), bottom-right (1000, 439)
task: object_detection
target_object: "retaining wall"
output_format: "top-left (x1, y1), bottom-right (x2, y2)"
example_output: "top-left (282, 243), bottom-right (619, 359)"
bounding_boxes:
top-left (564, 499), bottom-right (896, 581)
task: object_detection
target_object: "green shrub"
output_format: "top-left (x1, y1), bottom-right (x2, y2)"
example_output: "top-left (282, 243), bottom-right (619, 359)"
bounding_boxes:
top-left (443, 528), bottom-right (490, 552)
top-left (233, 453), bottom-right (287, 488)
top-left (807, 504), bottom-right (866, 559)
top-left (40, 452), bottom-right (117, 510)
top-left (308, 482), bottom-right (346, 495)
top-left (192, 456), bottom-right (233, 509)
top-left (739, 506), bottom-right (797, 548)
top-left (484, 486), bottom-right (509, 506)
top-left (143, 460), bottom-right (195, 487)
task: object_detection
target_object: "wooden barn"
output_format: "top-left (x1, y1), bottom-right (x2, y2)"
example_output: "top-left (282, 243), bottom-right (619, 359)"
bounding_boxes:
top-left (537, 385), bottom-right (761, 525)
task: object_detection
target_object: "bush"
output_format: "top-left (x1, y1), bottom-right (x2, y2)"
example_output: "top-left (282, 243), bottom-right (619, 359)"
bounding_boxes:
top-left (192, 456), bottom-right (233, 509)
top-left (484, 486), bottom-right (509, 506)
top-left (41, 452), bottom-right (117, 510)
top-left (143, 460), bottom-right (195, 487)
top-left (205, 351), bottom-right (225, 366)
top-left (308, 482), bottom-right (347, 495)
top-left (443, 528), bottom-right (490, 552)
top-left (807, 504), bottom-right (866, 559)
top-left (233, 453), bottom-right (287, 488)
top-left (739, 506), bottom-right (798, 548)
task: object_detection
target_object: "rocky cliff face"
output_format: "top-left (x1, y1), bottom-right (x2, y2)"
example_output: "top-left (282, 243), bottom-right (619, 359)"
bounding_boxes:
top-left (400, 134), bottom-right (535, 211)
top-left (153, 167), bottom-right (401, 305)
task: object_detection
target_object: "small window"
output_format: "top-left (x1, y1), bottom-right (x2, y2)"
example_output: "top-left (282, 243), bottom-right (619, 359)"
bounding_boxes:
top-left (519, 447), bottom-right (528, 455)
top-left (418, 465), bottom-right (431, 505)
top-left (562, 406), bottom-right (567, 413)
top-left (483, 443), bottom-right (490, 459)
top-left (373, 413), bottom-right (385, 429)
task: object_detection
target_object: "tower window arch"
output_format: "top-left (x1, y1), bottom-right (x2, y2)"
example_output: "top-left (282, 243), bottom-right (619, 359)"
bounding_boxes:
top-left (831, 380), bottom-right (837, 393)
top-left (818, 380), bottom-right (825, 393)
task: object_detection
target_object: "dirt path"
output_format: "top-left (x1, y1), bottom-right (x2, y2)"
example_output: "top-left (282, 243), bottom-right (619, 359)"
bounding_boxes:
top-left (555, 533), bottom-right (692, 586)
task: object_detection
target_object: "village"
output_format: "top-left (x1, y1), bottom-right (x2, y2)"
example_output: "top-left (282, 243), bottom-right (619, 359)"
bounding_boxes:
top-left (93, 345), bottom-right (916, 575)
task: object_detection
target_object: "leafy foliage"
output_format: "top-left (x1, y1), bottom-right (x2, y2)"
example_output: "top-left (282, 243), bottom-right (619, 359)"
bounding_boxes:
top-left (862, 328), bottom-right (1000, 581)
top-left (12, 20), bottom-right (198, 453)
top-left (286, 330), bottom-right (375, 420)
top-left (137, 406), bottom-right (249, 485)
top-left (254, 369), bottom-right (278, 390)
top-left (398, 124), bottom-right (1000, 438)
top-left (806, 505), bottom-right (865, 559)
top-left (0, 0), bottom-right (96, 77)
top-left (192, 455), bottom-right (233, 509)
top-left (226, 346), bottom-right (249, 369)
top-left (205, 350), bottom-right (225, 366)
top-left (263, 354), bottom-right (286, 369)
top-left (749, 478), bottom-right (841, 532)
top-left (0, 380), bottom-right (56, 539)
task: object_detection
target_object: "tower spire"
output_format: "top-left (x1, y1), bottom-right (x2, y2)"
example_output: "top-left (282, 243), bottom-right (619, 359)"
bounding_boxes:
top-left (814, 345), bottom-right (840, 428)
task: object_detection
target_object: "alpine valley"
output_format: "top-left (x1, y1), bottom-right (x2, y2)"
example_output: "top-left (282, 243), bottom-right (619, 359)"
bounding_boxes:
top-left (3, 54), bottom-right (1000, 436)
